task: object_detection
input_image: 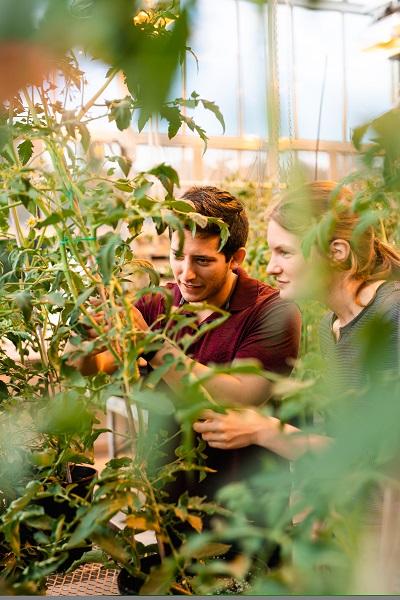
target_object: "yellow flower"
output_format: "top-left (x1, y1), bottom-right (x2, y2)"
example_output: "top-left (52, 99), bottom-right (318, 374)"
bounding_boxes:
top-left (27, 216), bottom-right (37, 228)
top-left (133, 10), bottom-right (150, 26)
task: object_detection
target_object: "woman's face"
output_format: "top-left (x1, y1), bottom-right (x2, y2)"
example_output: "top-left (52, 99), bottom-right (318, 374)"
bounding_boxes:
top-left (266, 219), bottom-right (310, 301)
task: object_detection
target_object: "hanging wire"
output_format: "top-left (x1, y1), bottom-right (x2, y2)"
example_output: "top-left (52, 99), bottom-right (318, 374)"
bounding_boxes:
top-left (265, 0), bottom-right (281, 193)
top-left (279, 0), bottom-right (296, 187)
top-left (288, 0), bottom-right (297, 180)
top-left (314, 54), bottom-right (328, 180)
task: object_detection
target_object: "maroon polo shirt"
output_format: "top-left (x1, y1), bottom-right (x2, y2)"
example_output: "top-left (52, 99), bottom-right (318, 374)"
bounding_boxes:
top-left (136, 267), bottom-right (301, 504)
top-left (136, 267), bottom-right (300, 375)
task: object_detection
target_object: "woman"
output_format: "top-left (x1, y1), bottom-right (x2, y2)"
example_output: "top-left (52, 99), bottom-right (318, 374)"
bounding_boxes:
top-left (193, 181), bottom-right (400, 458)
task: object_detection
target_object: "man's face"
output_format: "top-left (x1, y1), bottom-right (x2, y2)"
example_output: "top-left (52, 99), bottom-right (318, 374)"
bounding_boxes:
top-left (170, 230), bottom-right (235, 306)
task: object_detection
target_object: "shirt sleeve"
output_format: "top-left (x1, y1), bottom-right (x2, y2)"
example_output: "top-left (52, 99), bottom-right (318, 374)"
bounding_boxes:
top-left (135, 292), bottom-right (164, 327)
top-left (234, 298), bottom-right (301, 375)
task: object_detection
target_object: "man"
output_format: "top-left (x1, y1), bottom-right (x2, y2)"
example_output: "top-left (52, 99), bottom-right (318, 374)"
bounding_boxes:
top-left (83, 186), bottom-right (300, 499)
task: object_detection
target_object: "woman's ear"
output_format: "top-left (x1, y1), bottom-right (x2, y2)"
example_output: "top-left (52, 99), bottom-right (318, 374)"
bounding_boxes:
top-left (329, 239), bottom-right (351, 263)
top-left (230, 247), bottom-right (246, 269)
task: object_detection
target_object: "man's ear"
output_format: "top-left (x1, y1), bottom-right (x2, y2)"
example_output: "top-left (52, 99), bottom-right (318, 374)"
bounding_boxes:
top-left (230, 247), bottom-right (246, 268)
top-left (329, 239), bottom-right (351, 263)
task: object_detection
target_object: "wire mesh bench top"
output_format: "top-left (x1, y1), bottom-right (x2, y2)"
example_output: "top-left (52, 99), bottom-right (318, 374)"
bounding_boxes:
top-left (46, 563), bottom-right (119, 596)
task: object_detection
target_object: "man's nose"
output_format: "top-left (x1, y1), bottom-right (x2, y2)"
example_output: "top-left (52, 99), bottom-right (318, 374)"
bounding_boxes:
top-left (181, 259), bottom-right (196, 281)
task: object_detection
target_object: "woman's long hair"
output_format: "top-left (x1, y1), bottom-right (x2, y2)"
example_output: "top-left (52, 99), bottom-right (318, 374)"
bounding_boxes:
top-left (269, 180), bottom-right (400, 302)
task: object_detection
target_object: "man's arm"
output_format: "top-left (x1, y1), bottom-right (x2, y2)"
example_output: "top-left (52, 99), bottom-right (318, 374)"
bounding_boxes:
top-left (148, 297), bottom-right (300, 407)
top-left (75, 348), bottom-right (118, 376)
top-left (76, 294), bottom-right (300, 409)
top-left (149, 341), bottom-right (272, 406)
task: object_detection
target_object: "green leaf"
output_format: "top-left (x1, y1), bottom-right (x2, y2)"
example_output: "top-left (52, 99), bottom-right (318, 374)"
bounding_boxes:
top-left (166, 199), bottom-right (195, 213)
top-left (138, 109), bottom-right (151, 133)
top-left (74, 286), bottom-right (95, 308)
top-left (124, 7), bottom-right (189, 116)
top-left (351, 123), bottom-right (369, 151)
top-left (160, 105), bottom-right (182, 139)
top-left (187, 542), bottom-right (231, 560)
top-left (66, 549), bottom-right (105, 573)
top-left (201, 98), bottom-right (225, 133)
top-left (67, 496), bottom-right (131, 547)
top-left (78, 123), bottom-right (91, 152)
top-left (117, 156), bottom-right (132, 177)
top-left (13, 290), bottom-right (33, 321)
top-left (316, 211), bottom-right (336, 252)
top-left (0, 126), bottom-right (11, 151)
top-left (42, 292), bottom-right (66, 308)
top-left (187, 211), bottom-right (208, 229)
top-left (97, 234), bottom-right (122, 284)
top-left (107, 97), bottom-right (133, 131)
top-left (114, 179), bottom-right (133, 192)
top-left (36, 210), bottom-right (74, 228)
top-left (131, 388), bottom-right (175, 416)
top-left (352, 209), bottom-right (381, 241)
top-left (148, 163), bottom-right (180, 196)
top-left (134, 180), bottom-right (153, 200)
top-left (91, 529), bottom-right (130, 563)
top-left (17, 139), bottom-right (33, 165)
top-left (181, 114), bottom-right (208, 151)
top-left (0, 380), bottom-right (8, 403)
top-left (139, 559), bottom-right (176, 595)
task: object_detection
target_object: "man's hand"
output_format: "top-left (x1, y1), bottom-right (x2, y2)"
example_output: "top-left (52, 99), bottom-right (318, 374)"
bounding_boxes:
top-left (193, 408), bottom-right (270, 449)
top-left (83, 300), bottom-right (149, 339)
top-left (70, 301), bottom-right (150, 375)
top-left (128, 305), bottom-right (149, 333)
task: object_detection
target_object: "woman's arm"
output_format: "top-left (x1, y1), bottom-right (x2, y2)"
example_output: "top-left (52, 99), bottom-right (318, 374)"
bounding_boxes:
top-left (193, 408), bottom-right (330, 460)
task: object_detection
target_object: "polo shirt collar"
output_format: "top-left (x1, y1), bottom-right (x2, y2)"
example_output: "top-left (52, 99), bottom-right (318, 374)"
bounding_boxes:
top-left (229, 267), bottom-right (259, 311)
top-left (174, 267), bottom-right (258, 312)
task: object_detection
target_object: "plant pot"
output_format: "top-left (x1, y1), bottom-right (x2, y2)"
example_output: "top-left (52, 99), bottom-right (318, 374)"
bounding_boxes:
top-left (40, 464), bottom-right (97, 521)
top-left (27, 465), bottom-right (98, 571)
top-left (117, 554), bottom-right (161, 595)
top-left (59, 465), bottom-right (98, 570)
top-left (117, 554), bottom-right (191, 596)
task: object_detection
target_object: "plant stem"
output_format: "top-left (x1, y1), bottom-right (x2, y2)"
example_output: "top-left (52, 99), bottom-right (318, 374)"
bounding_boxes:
top-left (76, 68), bottom-right (118, 121)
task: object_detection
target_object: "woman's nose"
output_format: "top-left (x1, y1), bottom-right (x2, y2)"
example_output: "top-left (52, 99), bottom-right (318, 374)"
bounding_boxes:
top-left (266, 255), bottom-right (281, 275)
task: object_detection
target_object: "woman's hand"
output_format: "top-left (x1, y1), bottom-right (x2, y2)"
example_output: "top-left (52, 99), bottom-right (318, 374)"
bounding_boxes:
top-left (193, 408), bottom-right (274, 450)
top-left (193, 409), bottom-right (326, 460)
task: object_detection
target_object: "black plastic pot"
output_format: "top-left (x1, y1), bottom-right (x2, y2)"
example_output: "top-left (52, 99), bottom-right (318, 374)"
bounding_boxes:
top-left (40, 464), bottom-right (97, 521)
top-left (33, 464), bottom-right (97, 571)
top-left (117, 554), bottom-right (161, 595)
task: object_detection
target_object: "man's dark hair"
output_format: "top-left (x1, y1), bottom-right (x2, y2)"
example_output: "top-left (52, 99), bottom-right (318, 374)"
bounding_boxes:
top-left (180, 186), bottom-right (249, 260)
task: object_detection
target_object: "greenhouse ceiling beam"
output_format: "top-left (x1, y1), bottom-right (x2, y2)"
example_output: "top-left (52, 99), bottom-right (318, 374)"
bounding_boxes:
top-left (105, 130), bottom-right (357, 154)
top-left (279, 0), bottom-right (371, 14)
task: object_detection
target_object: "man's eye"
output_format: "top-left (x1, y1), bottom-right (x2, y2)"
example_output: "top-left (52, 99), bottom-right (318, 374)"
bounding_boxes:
top-left (197, 258), bottom-right (211, 265)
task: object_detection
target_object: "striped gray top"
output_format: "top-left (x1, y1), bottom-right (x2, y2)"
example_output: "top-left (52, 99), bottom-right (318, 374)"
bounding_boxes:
top-left (319, 281), bottom-right (400, 394)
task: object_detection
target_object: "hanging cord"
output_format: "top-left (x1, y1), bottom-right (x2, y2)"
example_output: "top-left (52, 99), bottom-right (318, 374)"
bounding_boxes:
top-left (275, 0), bottom-right (296, 187)
top-left (314, 54), bottom-right (328, 180)
top-left (266, 0), bottom-right (281, 193)
top-left (284, 0), bottom-right (296, 183)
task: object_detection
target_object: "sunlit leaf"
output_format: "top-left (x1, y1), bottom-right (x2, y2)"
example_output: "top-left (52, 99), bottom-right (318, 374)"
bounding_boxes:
top-left (107, 97), bottom-right (133, 131)
top-left (97, 234), bottom-right (122, 284)
top-left (201, 98), bottom-right (225, 133)
top-left (17, 139), bottom-right (33, 165)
